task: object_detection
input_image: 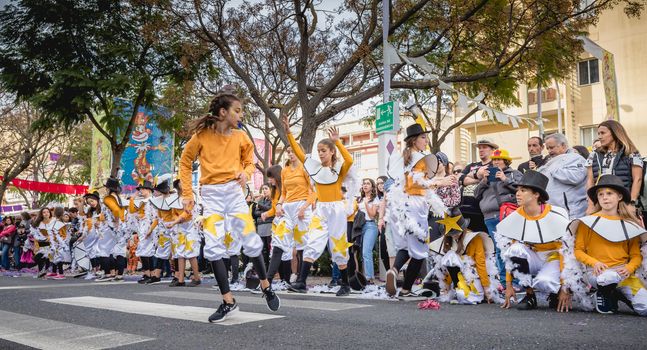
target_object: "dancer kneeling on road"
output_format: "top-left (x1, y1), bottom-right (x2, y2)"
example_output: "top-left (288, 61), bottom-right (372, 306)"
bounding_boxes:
top-left (572, 174), bottom-right (647, 315)
top-left (497, 170), bottom-right (573, 311)
top-left (179, 93), bottom-right (280, 323)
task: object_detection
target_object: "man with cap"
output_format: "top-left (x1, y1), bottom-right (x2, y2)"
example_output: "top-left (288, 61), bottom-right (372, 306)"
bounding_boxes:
top-left (459, 139), bottom-right (498, 232)
top-left (496, 170), bottom-right (573, 312)
top-left (428, 207), bottom-right (502, 304)
top-left (537, 133), bottom-right (587, 219)
top-left (570, 174), bottom-right (647, 315)
top-left (129, 179), bottom-right (156, 284)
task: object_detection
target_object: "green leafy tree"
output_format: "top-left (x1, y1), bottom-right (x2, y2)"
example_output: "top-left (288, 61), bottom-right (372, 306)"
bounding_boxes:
top-left (0, 0), bottom-right (213, 176)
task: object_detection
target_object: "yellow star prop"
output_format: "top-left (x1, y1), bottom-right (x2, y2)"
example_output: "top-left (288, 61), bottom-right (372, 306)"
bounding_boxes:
top-left (177, 233), bottom-right (195, 253)
top-left (437, 212), bottom-right (463, 235)
top-left (273, 221), bottom-right (290, 240)
top-left (331, 234), bottom-right (353, 257)
top-left (293, 225), bottom-right (308, 244)
top-left (202, 213), bottom-right (224, 238)
top-left (232, 213), bottom-right (256, 236)
top-left (224, 231), bottom-right (234, 249)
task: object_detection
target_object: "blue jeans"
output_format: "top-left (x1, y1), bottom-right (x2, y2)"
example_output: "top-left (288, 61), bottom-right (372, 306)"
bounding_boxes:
top-left (1, 243), bottom-right (10, 270)
top-left (13, 245), bottom-right (21, 269)
top-left (332, 263), bottom-right (340, 281)
top-left (361, 221), bottom-right (379, 279)
top-left (484, 217), bottom-right (506, 284)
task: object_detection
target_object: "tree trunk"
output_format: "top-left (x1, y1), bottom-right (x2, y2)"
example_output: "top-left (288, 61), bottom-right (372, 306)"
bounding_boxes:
top-left (111, 145), bottom-right (126, 178)
top-left (299, 119), bottom-right (318, 154)
top-left (0, 181), bottom-right (9, 208)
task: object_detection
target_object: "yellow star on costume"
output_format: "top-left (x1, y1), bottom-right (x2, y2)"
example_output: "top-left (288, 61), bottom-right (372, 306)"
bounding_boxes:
top-left (331, 235), bottom-right (353, 258)
top-left (232, 213), bottom-right (256, 236)
top-left (202, 213), bottom-right (224, 238)
top-left (223, 232), bottom-right (234, 249)
top-left (309, 216), bottom-right (323, 231)
top-left (437, 212), bottom-right (463, 235)
top-left (293, 225), bottom-right (308, 244)
top-left (158, 234), bottom-right (170, 246)
top-left (273, 221), bottom-right (290, 240)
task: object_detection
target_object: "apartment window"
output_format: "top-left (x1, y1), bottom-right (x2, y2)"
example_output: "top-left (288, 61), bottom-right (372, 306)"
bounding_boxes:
top-left (353, 151), bottom-right (362, 168)
top-left (527, 88), bottom-right (557, 105)
top-left (580, 125), bottom-right (597, 147)
top-left (578, 59), bottom-right (599, 86)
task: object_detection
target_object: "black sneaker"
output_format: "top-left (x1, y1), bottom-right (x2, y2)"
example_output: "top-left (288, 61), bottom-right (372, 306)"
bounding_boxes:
top-left (187, 279), bottom-right (201, 287)
top-left (208, 300), bottom-right (239, 323)
top-left (287, 281), bottom-right (307, 293)
top-left (516, 293), bottom-right (538, 310)
top-left (336, 284), bottom-right (351, 297)
top-left (595, 291), bottom-right (615, 314)
top-left (145, 276), bottom-right (161, 285)
top-left (548, 293), bottom-right (558, 309)
top-left (137, 276), bottom-right (150, 284)
top-left (262, 287), bottom-right (281, 311)
top-left (37, 270), bottom-right (47, 278)
top-left (385, 268), bottom-right (398, 296)
top-left (327, 279), bottom-right (339, 288)
top-left (169, 280), bottom-right (185, 287)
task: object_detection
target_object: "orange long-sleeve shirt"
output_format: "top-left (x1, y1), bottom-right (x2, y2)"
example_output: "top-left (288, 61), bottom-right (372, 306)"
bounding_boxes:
top-left (574, 215), bottom-right (642, 273)
top-left (280, 165), bottom-right (316, 205)
top-left (405, 160), bottom-right (427, 196)
top-left (464, 234), bottom-right (490, 288)
top-left (287, 132), bottom-right (352, 202)
top-left (179, 129), bottom-right (255, 199)
top-left (104, 196), bottom-right (125, 221)
top-left (128, 197), bottom-right (147, 219)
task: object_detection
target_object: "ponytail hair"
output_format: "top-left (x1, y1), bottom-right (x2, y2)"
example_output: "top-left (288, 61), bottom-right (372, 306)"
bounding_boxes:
top-left (318, 139), bottom-right (338, 167)
top-left (188, 93), bottom-right (241, 135)
top-left (403, 138), bottom-right (416, 167)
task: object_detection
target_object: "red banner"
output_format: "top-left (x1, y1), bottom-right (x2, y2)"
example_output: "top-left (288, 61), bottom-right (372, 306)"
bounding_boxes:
top-left (1, 177), bottom-right (88, 195)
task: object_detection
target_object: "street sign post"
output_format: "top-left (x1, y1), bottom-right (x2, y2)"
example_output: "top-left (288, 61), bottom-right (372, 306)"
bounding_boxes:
top-left (375, 101), bottom-right (399, 134)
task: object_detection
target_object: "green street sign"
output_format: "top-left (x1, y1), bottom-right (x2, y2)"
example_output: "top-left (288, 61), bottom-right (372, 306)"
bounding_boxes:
top-left (375, 101), bottom-right (399, 134)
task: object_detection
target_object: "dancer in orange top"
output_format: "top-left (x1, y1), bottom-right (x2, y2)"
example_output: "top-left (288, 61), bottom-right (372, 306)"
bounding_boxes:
top-left (178, 93), bottom-right (280, 322)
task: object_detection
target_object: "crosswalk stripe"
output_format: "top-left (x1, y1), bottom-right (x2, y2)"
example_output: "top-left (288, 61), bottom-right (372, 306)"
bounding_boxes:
top-left (0, 310), bottom-right (153, 350)
top-left (0, 282), bottom-right (137, 290)
top-left (43, 296), bottom-right (284, 326)
top-left (139, 290), bottom-right (372, 311)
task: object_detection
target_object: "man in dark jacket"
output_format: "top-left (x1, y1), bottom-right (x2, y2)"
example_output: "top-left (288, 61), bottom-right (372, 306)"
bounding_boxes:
top-left (518, 136), bottom-right (546, 173)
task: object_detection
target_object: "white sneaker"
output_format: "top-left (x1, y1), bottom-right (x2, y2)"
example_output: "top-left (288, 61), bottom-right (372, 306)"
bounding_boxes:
top-left (84, 272), bottom-right (96, 280)
top-left (289, 274), bottom-right (298, 284)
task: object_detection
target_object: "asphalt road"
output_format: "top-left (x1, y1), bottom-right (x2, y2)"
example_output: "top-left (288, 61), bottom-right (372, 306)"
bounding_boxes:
top-left (0, 276), bottom-right (645, 350)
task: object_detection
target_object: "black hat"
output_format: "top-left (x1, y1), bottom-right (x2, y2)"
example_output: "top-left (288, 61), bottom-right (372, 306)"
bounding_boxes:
top-left (587, 174), bottom-right (631, 204)
top-left (155, 179), bottom-right (170, 194)
top-left (172, 179), bottom-right (181, 191)
top-left (83, 191), bottom-right (100, 202)
top-left (104, 177), bottom-right (121, 193)
top-left (136, 180), bottom-right (154, 191)
top-left (514, 170), bottom-right (549, 202)
top-left (404, 123), bottom-right (430, 142)
top-left (438, 207), bottom-right (470, 235)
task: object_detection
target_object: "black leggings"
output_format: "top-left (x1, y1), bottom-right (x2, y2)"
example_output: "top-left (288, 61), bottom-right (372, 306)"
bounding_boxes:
top-left (115, 255), bottom-right (126, 275)
top-left (379, 227), bottom-right (390, 271)
top-left (155, 258), bottom-right (168, 270)
top-left (55, 262), bottom-right (64, 275)
top-left (35, 253), bottom-right (50, 272)
top-left (261, 236), bottom-right (271, 267)
top-left (140, 256), bottom-right (152, 274)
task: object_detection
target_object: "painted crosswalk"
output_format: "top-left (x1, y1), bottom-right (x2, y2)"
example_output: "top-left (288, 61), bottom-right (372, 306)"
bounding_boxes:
top-left (139, 290), bottom-right (372, 311)
top-left (43, 296), bottom-right (284, 326)
top-left (0, 281), bottom-right (137, 290)
top-left (0, 310), bottom-right (153, 350)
